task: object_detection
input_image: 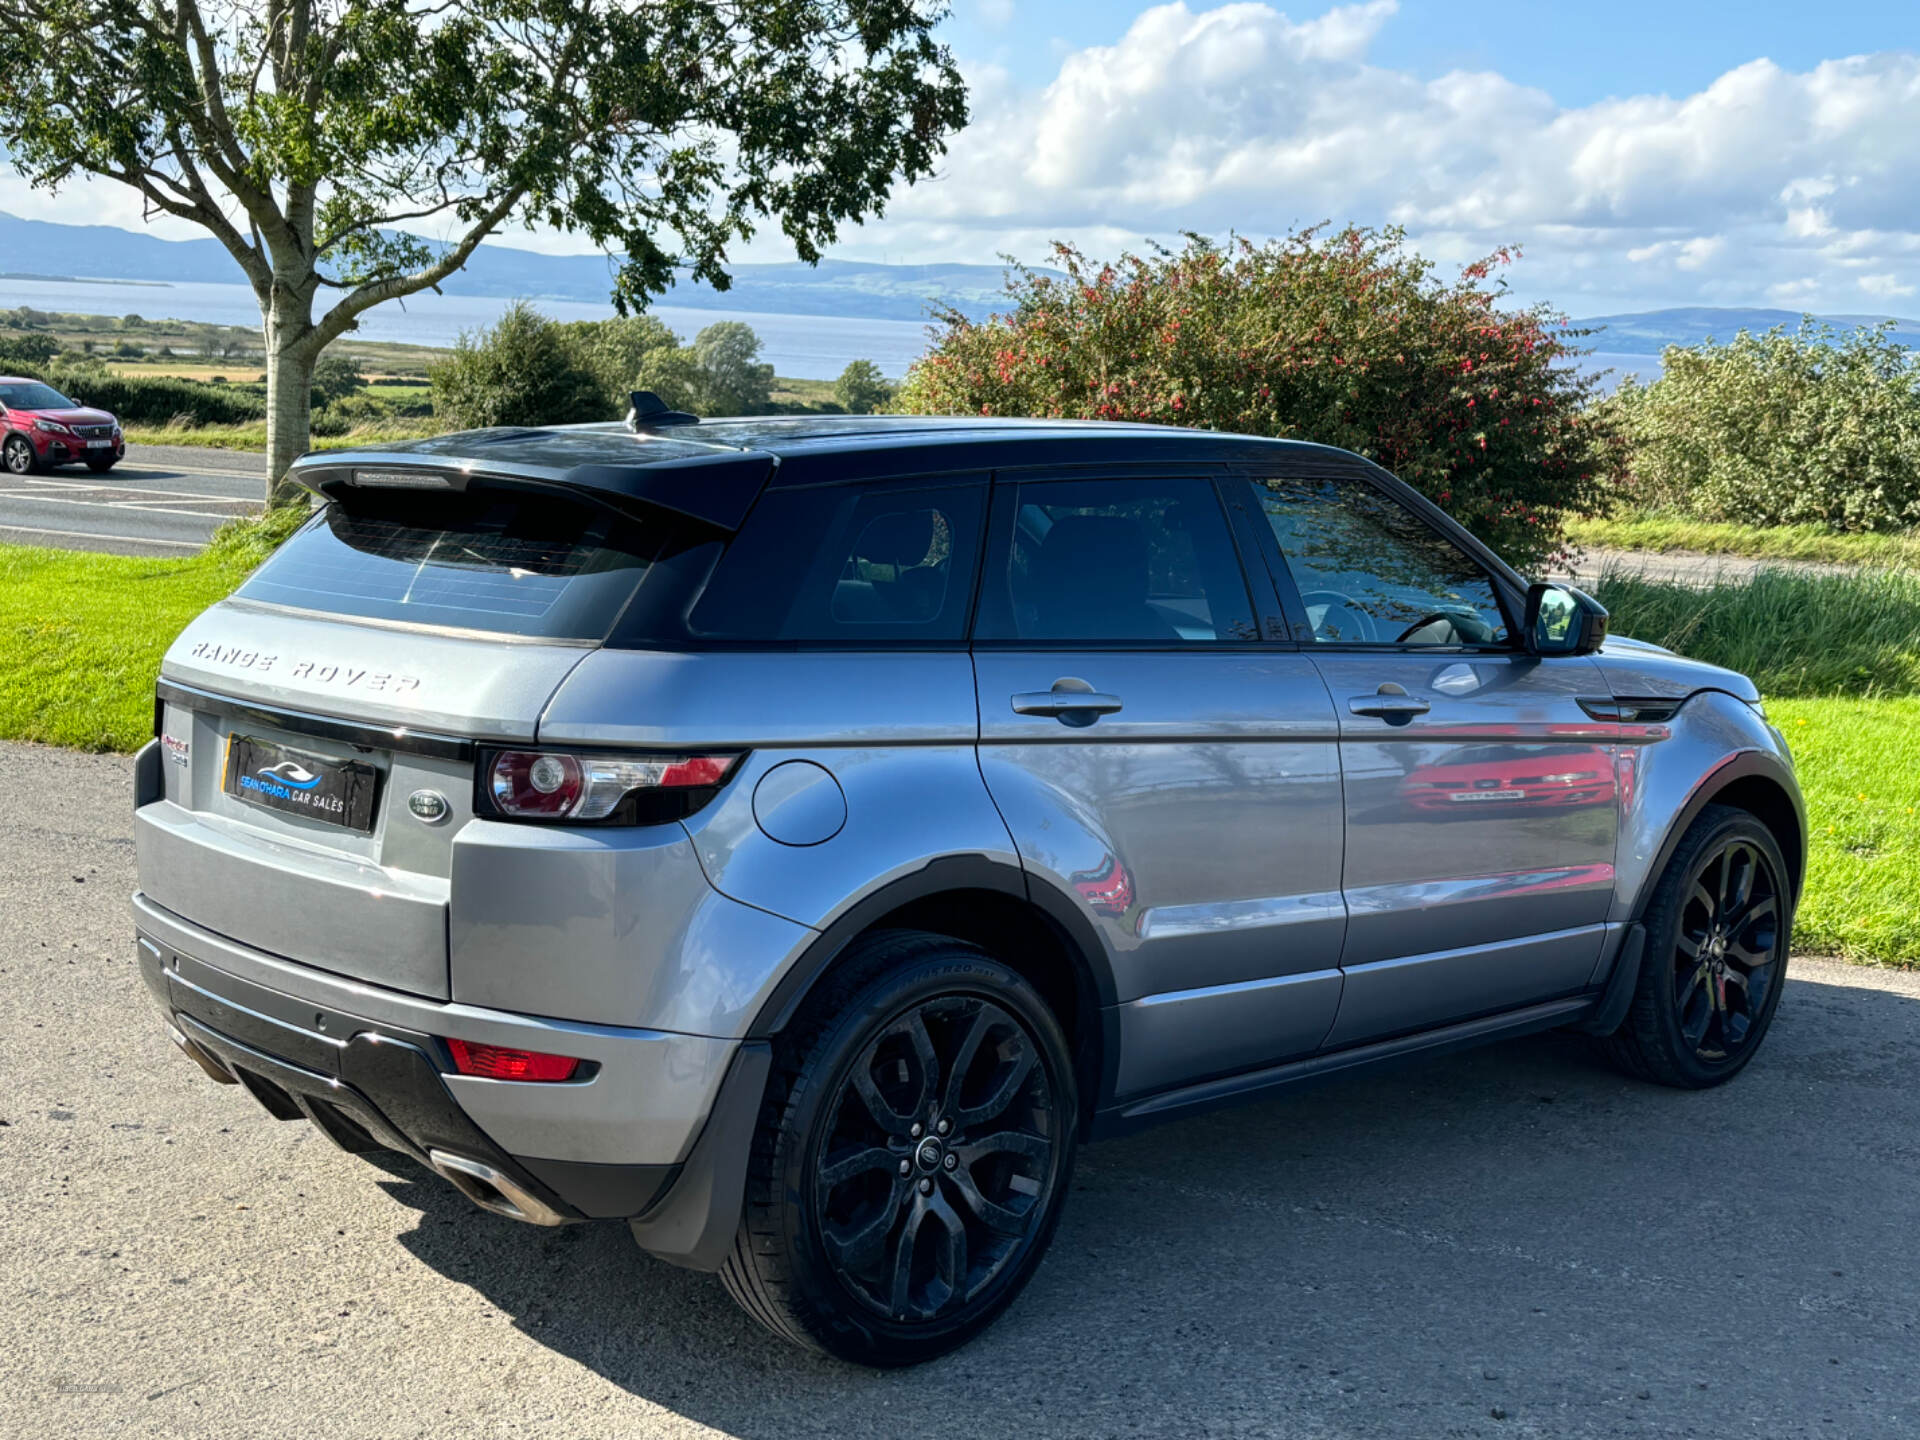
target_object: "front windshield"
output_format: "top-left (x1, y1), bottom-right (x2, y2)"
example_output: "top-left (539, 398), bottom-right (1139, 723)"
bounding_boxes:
top-left (0, 382), bottom-right (75, 410)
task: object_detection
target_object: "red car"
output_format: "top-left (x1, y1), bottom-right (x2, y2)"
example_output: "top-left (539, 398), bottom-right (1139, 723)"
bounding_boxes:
top-left (0, 376), bottom-right (124, 475)
top-left (1402, 745), bottom-right (1617, 812)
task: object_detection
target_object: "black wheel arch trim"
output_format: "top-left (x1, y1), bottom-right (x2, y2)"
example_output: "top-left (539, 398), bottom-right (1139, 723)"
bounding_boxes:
top-left (1634, 748), bottom-right (1807, 922)
top-left (743, 853), bottom-right (1123, 1112)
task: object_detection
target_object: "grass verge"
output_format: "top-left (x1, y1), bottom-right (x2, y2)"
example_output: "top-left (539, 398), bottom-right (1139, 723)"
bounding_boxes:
top-left (0, 510), bottom-right (303, 750)
top-left (1771, 697), bottom-right (1920, 965)
top-left (123, 420), bottom-right (444, 451)
top-left (1569, 512), bottom-right (1920, 568)
top-left (1588, 566), bottom-right (1920, 697)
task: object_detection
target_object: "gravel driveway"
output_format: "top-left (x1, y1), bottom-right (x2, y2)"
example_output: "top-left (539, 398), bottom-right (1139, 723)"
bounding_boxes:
top-left (4, 740), bottom-right (1917, 1438)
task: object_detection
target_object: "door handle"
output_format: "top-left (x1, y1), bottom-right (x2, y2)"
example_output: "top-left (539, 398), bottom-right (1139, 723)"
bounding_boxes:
top-left (1011, 679), bottom-right (1124, 724)
top-left (1349, 683), bottom-right (1430, 721)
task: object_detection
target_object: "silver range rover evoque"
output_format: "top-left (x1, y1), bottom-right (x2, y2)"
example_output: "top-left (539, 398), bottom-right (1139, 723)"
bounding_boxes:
top-left (133, 403), bottom-right (1805, 1366)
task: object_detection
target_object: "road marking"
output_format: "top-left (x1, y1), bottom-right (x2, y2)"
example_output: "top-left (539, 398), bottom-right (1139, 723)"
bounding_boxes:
top-left (3, 475), bottom-right (262, 504)
top-left (0, 521), bottom-right (199, 550)
top-left (0, 494), bottom-right (242, 523)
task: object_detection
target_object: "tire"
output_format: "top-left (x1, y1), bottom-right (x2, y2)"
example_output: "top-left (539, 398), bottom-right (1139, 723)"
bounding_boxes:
top-left (719, 930), bottom-right (1078, 1366)
top-left (1598, 804), bottom-right (1793, 1088)
top-left (85, 455), bottom-right (116, 473)
top-left (3, 435), bottom-right (39, 475)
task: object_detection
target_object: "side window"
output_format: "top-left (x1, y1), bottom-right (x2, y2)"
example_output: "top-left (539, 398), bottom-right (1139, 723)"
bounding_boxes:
top-left (1254, 474), bottom-right (1510, 647)
top-left (975, 476), bottom-right (1257, 644)
top-left (689, 480), bottom-right (984, 643)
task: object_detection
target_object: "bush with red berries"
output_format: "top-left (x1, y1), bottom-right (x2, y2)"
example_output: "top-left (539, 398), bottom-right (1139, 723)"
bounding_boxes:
top-left (895, 227), bottom-right (1623, 571)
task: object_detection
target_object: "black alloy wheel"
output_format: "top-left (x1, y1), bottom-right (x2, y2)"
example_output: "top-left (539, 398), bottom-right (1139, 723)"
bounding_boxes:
top-left (814, 993), bottom-right (1056, 1324)
top-left (719, 932), bottom-right (1078, 1366)
top-left (1671, 833), bottom-right (1783, 1063)
top-left (1598, 803), bottom-right (1793, 1088)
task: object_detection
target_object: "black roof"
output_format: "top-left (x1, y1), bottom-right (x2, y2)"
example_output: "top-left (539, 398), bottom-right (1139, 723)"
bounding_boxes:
top-left (287, 415), bottom-right (1367, 532)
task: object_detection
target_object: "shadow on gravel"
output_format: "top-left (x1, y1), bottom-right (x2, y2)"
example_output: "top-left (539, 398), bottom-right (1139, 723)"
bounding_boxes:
top-left (376, 975), bottom-right (1920, 1437)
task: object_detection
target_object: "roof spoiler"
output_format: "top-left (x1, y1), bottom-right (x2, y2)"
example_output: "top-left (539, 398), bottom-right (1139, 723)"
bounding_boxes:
top-left (289, 449), bottom-right (775, 533)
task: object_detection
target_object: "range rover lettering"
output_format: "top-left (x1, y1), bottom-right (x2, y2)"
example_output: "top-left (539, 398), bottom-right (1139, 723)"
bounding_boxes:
top-left (131, 398), bottom-right (1803, 1366)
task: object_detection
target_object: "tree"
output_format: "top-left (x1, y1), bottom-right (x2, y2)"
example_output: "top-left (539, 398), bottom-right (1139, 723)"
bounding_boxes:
top-left (896, 228), bottom-right (1622, 570)
top-left (428, 301), bottom-right (606, 430)
top-left (1603, 321), bottom-right (1920, 531)
top-left (0, 1), bottom-right (966, 501)
top-left (312, 351), bottom-right (366, 402)
top-left (0, 332), bottom-right (61, 372)
top-left (691, 322), bottom-right (775, 415)
top-left (561, 313), bottom-right (682, 410)
top-left (835, 358), bottom-right (894, 413)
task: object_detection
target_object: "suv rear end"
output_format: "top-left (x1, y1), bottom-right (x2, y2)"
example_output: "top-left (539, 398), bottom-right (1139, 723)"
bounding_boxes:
top-left (134, 432), bottom-right (805, 1233)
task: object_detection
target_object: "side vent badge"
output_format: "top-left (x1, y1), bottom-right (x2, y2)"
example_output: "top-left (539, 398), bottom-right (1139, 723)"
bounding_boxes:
top-left (408, 789), bottom-right (451, 825)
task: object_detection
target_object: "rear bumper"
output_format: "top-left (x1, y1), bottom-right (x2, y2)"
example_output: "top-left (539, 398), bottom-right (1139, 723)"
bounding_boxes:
top-left (134, 892), bottom-right (743, 1224)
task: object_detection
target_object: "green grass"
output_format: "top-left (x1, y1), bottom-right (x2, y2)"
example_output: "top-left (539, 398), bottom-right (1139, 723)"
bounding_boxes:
top-left (122, 419), bottom-right (444, 451)
top-left (1569, 512), bottom-right (1920, 568)
top-left (0, 511), bottom-right (297, 750)
top-left (1771, 697), bottom-right (1920, 965)
top-left (1589, 566), bottom-right (1920, 697)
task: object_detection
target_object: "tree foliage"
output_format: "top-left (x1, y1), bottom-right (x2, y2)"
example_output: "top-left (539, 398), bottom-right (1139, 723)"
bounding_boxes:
top-left (428, 302), bottom-right (608, 430)
top-left (0, 0), bottom-right (967, 494)
top-left (834, 358), bottom-right (894, 413)
top-left (690, 321), bottom-right (775, 415)
top-left (896, 228), bottom-right (1621, 569)
top-left (1603, 322), bottom-right (1920, 531)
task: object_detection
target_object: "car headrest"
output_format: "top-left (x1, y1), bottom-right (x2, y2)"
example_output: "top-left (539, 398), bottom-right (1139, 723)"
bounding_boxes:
top-left (855, 509), bottom-right (937, 567)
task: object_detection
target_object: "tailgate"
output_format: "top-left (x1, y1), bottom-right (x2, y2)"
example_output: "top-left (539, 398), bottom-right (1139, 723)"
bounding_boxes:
top-left (139, 602), bottom-right (594, 1000)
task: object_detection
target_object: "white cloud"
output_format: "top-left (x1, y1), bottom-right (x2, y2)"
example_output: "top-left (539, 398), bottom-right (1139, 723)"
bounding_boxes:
top-left (859, 2), bottom-right (1920, 312)
top-left (1861, 273), bottom-right (1917, 298)
top-left (6, 2), bottom-right (1919, 314)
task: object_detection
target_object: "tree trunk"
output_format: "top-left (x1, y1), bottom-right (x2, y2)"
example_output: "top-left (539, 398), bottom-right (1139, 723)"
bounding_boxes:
top-left (264, 295), bottom-right (316, 507)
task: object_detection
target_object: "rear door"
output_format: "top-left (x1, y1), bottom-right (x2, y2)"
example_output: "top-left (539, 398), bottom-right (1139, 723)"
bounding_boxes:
top-left (972, 469), bottom-right (1346, 1099)
top-left (1237, 466), bottom-right (1618, 1047)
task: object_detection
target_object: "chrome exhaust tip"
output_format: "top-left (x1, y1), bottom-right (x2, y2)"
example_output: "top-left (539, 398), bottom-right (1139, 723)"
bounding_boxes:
top-left (167, 1022), bottom-right (237, 1084)
top-left (427, 1149), bottom-right (571, 1227)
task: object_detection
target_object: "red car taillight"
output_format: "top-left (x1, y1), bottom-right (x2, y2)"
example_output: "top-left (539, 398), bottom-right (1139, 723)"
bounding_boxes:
top-left (482, 749), bottom-right (739, 823)
top-left (444, 1037), bottom-right (582, 1082)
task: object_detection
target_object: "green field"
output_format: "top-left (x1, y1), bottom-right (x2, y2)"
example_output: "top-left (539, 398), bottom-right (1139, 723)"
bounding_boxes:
top-left (1569, 512), bottom-right (1920, 568)
top-left (1770, 697), bottom-right (1920, 964)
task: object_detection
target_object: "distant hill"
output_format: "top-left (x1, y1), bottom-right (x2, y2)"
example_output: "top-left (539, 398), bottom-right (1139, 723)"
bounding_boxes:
top-left (1569, 306), bottom-right (1920, 354)
top-left (4, 212), bottom-right (1917, 342)
top-left (0, 211), bottom-right (1033, 323)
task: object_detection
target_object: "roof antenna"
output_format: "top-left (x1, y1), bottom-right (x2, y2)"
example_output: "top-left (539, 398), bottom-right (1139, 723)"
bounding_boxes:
top-left (626, 390), bottom-right (700, 432)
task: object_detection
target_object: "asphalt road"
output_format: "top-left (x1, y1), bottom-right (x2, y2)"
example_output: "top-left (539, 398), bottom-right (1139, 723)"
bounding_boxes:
top-left (0, 444), bottom-right (264, 555)
top-left (4, 740), bottom-right (1919, 1438)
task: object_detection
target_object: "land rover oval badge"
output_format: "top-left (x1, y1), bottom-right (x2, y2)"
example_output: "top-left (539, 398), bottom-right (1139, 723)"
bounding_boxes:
top-left (407, 789), bottom-right (450, 824)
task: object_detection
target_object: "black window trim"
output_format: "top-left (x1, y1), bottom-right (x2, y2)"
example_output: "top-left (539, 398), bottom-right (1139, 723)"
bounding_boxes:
top-left (968, 465), bottom-right (1275, 653)
top-left (1230, 463), bottom-right (1528, 656)
top-left (663, 470), bottom-right (993, 653)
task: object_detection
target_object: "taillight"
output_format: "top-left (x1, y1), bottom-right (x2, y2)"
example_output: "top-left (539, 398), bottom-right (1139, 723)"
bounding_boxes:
top-left (444, 1037), bottom-right (582, 1082)
top-left (482, 749), bottom-right (739, 823)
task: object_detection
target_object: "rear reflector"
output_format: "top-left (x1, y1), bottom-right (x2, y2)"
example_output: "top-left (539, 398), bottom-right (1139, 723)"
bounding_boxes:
top-left (444, 1038), bottom-right (581, 1083)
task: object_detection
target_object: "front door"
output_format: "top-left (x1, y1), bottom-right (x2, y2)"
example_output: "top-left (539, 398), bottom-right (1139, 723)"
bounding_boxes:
top-left (1240, 467), bottom-right (1619, 1048)
top-left (972, 469), bottom-right (1346, 1099)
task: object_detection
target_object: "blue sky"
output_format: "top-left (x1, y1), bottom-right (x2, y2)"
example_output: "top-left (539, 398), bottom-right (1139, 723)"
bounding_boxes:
top-left (945, 0), bottom-right (1912, 108)
top-left (3, 0), bottom-right (1915, 314)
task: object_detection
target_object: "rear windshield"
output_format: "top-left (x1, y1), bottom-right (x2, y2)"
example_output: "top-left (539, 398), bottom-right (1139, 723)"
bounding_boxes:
top-left (236, 489), bottom-right (668, 639)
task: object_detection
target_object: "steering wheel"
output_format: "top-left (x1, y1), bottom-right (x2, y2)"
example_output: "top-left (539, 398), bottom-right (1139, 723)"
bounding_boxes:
top-left (1394, 612), bottom-right (1462, 644)
top-left (1299, 589), bottom-right (1376, 644)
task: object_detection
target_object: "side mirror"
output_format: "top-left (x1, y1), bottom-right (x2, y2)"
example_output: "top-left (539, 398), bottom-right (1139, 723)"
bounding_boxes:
top-left (1524, 581), bottom-right (1608, 656)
